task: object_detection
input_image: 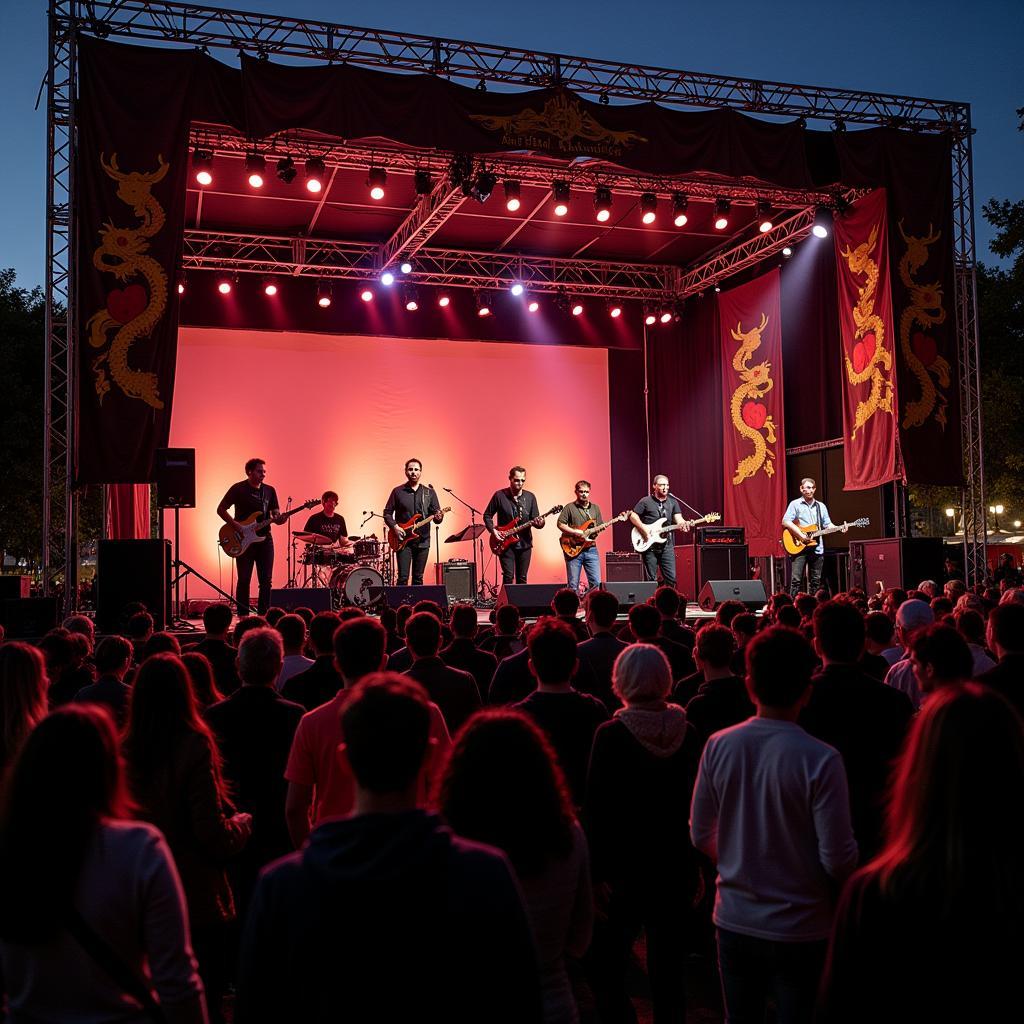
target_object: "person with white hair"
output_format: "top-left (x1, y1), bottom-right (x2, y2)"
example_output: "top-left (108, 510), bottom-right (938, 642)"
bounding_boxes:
top-left (883, 600), bottom-right (935, 710)
top-left (915, 580), bottom-right (938, 600)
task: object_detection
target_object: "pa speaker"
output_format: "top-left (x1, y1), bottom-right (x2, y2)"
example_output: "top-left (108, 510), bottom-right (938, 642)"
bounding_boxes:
top-left (496, 583), bottom-right (563, 617)
top-left (0, 597), bottom-right (59, 639)
top-left (848, 537), bottom-right (945, 593)
top-left (599, 581), bottom-right (657, 610)
top-left (0, 576), bottom-right (31, 600)
top-left (698, 579), bottom-right (767, 612)
top-left (435, 561), bottom-right (476, 603)
top-left (154, 447), bottom-right (196, 509)
top-left (269, 588), bottom-right (333, 614)
top-left (371, 585), bottom-right (449, 611)
top-left (97, 539), bottom-right (171, 633)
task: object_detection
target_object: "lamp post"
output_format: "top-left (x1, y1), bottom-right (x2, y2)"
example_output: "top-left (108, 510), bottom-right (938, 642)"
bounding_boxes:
top-left (989, 504), bottom-right (1005, 532)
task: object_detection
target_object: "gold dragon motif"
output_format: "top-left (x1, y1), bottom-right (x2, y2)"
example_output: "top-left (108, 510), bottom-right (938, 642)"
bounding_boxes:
top-left (897, 221), bottom-right (949, 429)
top-left (729, 312), bottom-right (777, 485)
top-left (840, 222), bottom-right (894, 439)
top-left (85, 153), bottom-right (169, 409)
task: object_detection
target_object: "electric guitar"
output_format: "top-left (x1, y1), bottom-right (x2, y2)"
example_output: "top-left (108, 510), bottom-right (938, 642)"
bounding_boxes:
top-left (782, 517), bottom-right (870, 556)
top-left (489, 505), bottom-right (564, 555)
top-left (387, 507), bottom-right (453, 552)
top-left (560, 511), bottom-right (631, 559)
top-left (218, 498), bottom-right (320, 558)
top-left (630, 512), bottom-right (722, 553)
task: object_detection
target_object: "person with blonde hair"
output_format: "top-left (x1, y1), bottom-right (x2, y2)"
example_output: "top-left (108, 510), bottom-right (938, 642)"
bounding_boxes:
top-left (0, 642), bottom-right (49, 786)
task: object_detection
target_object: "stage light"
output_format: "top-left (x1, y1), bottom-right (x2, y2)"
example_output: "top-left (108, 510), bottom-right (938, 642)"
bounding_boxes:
top-left (527, 298), bottom-right (540, 313)
top-left (316, 281), bottom-right (333, 308)
top-left (504, 179), bottom-right (521, 212)
top-left (380, 270), bottom-right (396, 287)
top-left (472, 170), bottom-right (497, 203)
top-left (659, 309), bottom-right (673, 324)
top-left (594, 186), bottom-right (613, 223)
top-left (812, 223), bottom-right (829, 238)
top-left (645, 312), bottom-right (657, 326)
top-left (475, 291), bottom-right (492, 317)
top-left (438, 292), bottom-right (451, 308)
top-left (414, 169), bottom-right (433, 196)
top-left (367, 166), bottom-right (387, 201)
top-left (640, 193), bottom-right (658, 225)
top-left (552, 180), bottom-right (571, 217)
top-left (571, 300), bottom-right (584, 317)
top-left (262, 277), bottom-right (278, 296)
top-left (672, 193), bottom-right (689, 227)
top-left (276, 156), bottom-right (297, 184)
top-left (607, 300), bottom-right (623, 319)
top-left (360, 288), bottom-right (374, 302)
top-left (757, 200), bottom-right (773, 233)
top-left (510, 282), bottom-right (524, 297)
top-left (782, 246), bottom-right (793, 257)
top-left (192, 148), bottom-right (213, 186)
top-left (402, 285), bottom-right (419, 311)
top-left (714, 199), bottom-right (731, 230)
top-left (177, 282), bottom-right (185, 295)
top-left (305, 157), bottom-right (326, 194)
top-left (246, 153), bottom-right (266, 189)
top-left (399, 261), bottom-right (413, 276)
top-left (217, 279), bottom-right (232, 295)
top-left (714, 285), bottom-right (721, 293)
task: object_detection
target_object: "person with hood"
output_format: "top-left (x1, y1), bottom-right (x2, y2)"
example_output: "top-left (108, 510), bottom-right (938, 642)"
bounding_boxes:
top-left (236, 673), bottom-right (542, 1024)
top-left (583, 644), bottom-right (702, 1023)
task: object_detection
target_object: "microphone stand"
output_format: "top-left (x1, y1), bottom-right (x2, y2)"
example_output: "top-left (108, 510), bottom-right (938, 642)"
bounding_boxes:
top-left (669, 491), bottom-right (708, 520)
top-left (285, 496), bottom-right (297, 588)
top-left (444, 486), bottom-right (488, 605)
top-left (361, 510), bottom-right (391, 586)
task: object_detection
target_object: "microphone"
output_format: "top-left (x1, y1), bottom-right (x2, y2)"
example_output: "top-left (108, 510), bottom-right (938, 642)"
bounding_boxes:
top-left (363, 511), bottom-right (368, 515)
top-left (443, 487), bottom-right (453, 493)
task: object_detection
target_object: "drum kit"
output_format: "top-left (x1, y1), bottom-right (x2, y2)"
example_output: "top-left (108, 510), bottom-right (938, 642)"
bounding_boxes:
top-left (292, 531), bottom-right (384, 610)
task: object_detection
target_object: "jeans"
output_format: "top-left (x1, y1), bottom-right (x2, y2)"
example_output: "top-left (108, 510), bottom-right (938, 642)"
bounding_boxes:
top-left (396, 544), bottom-right (430, 586)
top-left (788, 549), bottom-right (823, 596)
top-left (642, 542), bottom-right (676, 587)
top-left (716, 928), bottom-right (827, 1024)
top-left (566, 546), bottom-right (601, 593)
top-left (236, 538), bottom-right (274, 616)
top-left (499, 545), bottom-right (532, 584)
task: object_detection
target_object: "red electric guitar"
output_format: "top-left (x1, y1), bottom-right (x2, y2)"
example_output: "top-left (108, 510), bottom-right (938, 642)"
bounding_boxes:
top-left (387, 506), bottom-right (453, 552)
top-left (489, 505), bottom-right (563, 555)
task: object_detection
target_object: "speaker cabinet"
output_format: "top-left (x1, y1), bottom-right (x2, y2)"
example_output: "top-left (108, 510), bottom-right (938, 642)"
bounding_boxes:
top-left (605, 551), bottom-right (644, 582)
top-left (97, 539), bottom-right (171, 633)
top-left (496, 583), bottom-right (564, 617)
top-left (848, 537), bottom-right (945, 593)
top-left (435, 561), bottom-right (476, 603)
top-left (0, 597), bottom-right (59, 639)
top-left (269, 587), bottom-right (333, 614)
top-left (371, 585), bottom-right (449, 610)
top-left (154, 447), bottom-right (196, 508)
top-left (697, 579), bottom-right (768, 612)
top-left (0, 576), bottom-right (31, 600)
top-left (599, 581), bottom-right (657, 610)
top-left (678, 544), bottom-right (750, 601)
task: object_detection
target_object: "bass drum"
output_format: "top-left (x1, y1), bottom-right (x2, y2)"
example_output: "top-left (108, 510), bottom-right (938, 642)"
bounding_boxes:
top-left (329, 564), bottom-right (384, 609)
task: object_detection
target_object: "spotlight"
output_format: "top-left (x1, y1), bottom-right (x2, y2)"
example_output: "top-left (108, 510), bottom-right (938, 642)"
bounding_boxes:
top-left (316, 280), bottom-right (332, 308)
top-left (413, 169), bottom-right (433, 196)
top-left (672, 192), bottom-right (689, 227)
top-left (475, 291), bottom-right (492, 317)
top-left (305, 157), bottom-right (326, 194)
top-left (438, 292), bottom-right (451, 308)
top-left (607, 300), bottom-right (623, 319)
top-left (380, 270), bottom-right (396, 287)
top-left (659, 309), bottom-right (673, 324)
top-left (217, 278), bottom-right (232, 295)
top-left (245, 153), bottom-right (266, 189)
top-left (782, 246), bottom-right (793, 257)
top-left (640, 193), bottom-right (658, 225)
top-left (276, 156), bottom-right (297, 184)
top-left (714, 285), bottom-right (721, 293)
top-left (812, 223), bottom-right (829, 239)
top-left (367, 166), bottom-right (387, 201)
top-left (527, 298), bottom-right (540, 313)
top-left (594, 186), bottom-right (613, 223)
top-left (176, 274), bottom-right (185, 296)
top-left (714, 199), bottom-right (731, 230)
top-left (402, 285), bottom-right (419, 312)
top-left (262, 277), bottom-right (278, 296)
top-left (504, 179), bottom-right (521, 212)
top-left (399, 261), bottom-right (413, 276)
top-left (510, 281), bottom-right (524, 297)
top-left (554, 291), bottom-right (571, 315)
top-left (757, 200), bottom-right (773, 233)
top-left (472, 170), bottom-right (497, 203)
top-left (571, 300), bottom-right (584, 317)
top-left (552, 180), bottom-right (570, 217)
top-left (192, 148), bottom-right (213, 186)
top-left (360, 288), bottom-right (374, 302)
top-left (645, 311), bottom-right (657, 327)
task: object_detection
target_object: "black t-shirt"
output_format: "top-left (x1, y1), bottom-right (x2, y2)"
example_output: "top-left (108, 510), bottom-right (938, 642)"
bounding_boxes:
top-left (633, 494), bottom-right (682, 527)
top-left (484, 489), bottom-right (542, 550)
top-left (383, 485), bottom-right (441, 549)
top-left (220, 481), bottom-right (281, 523)
top-left (303, 511), bottom-right (348, 543)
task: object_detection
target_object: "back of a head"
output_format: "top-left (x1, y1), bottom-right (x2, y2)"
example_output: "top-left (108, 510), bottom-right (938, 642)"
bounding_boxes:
top-left (62, 615), bottom-right (95, 645)
top-left (127, 611), bottom-right (154, 641)
top-left (865, 610), bottom-right (895, 646)
top-left (695, 624), bottom-right (736, 669)
top-left (126, 654), bottom-right (201, 751)
top-left (334, 616), bottom-right (387, 683)
top-left (731, 613), bottom-right (757, 642)
top-left (813, 599), bottom-right (866, 663)
top-left (795, 594), bottom-right (818, 620)
top-left (413, 600), bottom-right (446, 622)
top-left (896, 598), bottom-right (935, 635)
top-left (527, 618), bottom-right (578, 684)
top-left (340, 673), bottom-right (431, 793)
top-left (911, 624), bottom-right (973, 684)
top-left (404, 612), bottom-right (442, 658)
top-left (238, 627), bottom-right (284, 687)
top-left (746, 627), bottom-right (816, 708)
top-left (953, 608), bottom-right (986, 646)
top-left (654, 585), bottom-right (681, 617)
top-left (180, 651), bottom-right (221, 707)
top-left (308, 611), bottom-right (342, 656)
top-left (585, 589), bottom-right (619, 631)
top-left (37, 629), bottom-right (74, 673)
top-left (715, 600), bottom-right (746, 629)
top-left (94, 635), bottom-right (132, 676)
top-left (989, 601), bottom-right (1024, 653)
top-left (628, 602), bottom-right (661, 640)
top-left (202, 602), bottom-right (233, 636)
top-left (613, 644), bottom-right (672, 705)
top-left (999, 587), bottom-right (1024, 607)
top-left (265, 607), bottom-right (285, 627)
top-left (0, 642), bottom-right (49, 770)
top-left (449, 604), bottom-right (478, 639)
top-left (276, 613), bottom-right (307, 652)
top-left (293, 606), bottom-right (315, 626)
top-left (233, 614), bottom-right (268, 647)
top-left (551, 588), bottom-right (580, 617)
top-left (495, 603), bottom-right (521, 635)
top-left (775, 604), bottom-right (802, 629)
top-left (141, 631), bottom-right (181, 662)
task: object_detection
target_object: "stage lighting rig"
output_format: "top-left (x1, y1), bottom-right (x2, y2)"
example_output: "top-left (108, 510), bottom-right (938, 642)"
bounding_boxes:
top-left (571, 299), bottom-right (585, 317)
top-left (757, 200), bottom-right (774, 233)
top-left (245, 153), bottom-right (266, 189)
top-left (714, 199), bottom-right (731, 230)
top-left (510, 281), bottom-right (525, 296)
top-left (367, 167), bottom-right (387, 201)
top-left (316, 280), bottom-right (333, 308)
top-left (643, 304), bottom-right (657, 327)
top-left (305, 157), bottom-right (326, 194)
top-left (360, 287), bottom-right (374, 302)
top-left (262, 277), bottom-right (278, 296)
top-left (607, 300), bottom-right (623, 319)
top-left (672, 193), bottom-right (689, 227)
top-left (471, 169), bottom-right (497, 204)
top-left (399, 261), bottom-right (413, 275)
top-left (276, 156), bottom-right (297, 184)
top-left (192, 148), bottom-right (213, 186)
top-left (380, 270), bottom-right (396, 287)
top-left (402, 284), bottom-right (419, 311)
top-left (475, 290), bottom-right (492, 317)
top-left (552, 181), bottom-right (571, 217)
top-left (449, 153), bottom-right (474, 190)
top-left (414, 169), bottom-right (433, 196)
top-left (437, 292), bottom-right (451, 308)
top-left (640, 193), bottom-right (658, 225)
top-left (527, 297), bottom-right (540, 313)
top-left (504, 179), bottom-right (522, 212)
top-left (594, 186), bottom-right (613, 223)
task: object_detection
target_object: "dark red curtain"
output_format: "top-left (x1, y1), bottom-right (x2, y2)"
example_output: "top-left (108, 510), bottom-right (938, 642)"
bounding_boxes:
top-left (608, 350), bottom-right (649, 551)
top-left (106, 484), bottom-right (151, 539)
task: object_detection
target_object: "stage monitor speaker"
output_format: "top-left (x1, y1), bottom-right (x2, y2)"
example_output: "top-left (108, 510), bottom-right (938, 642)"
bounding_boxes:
top-left (435, 561), bottom-right (476, 603)
top-left (599, 581), bottom-right (657, 610)
top-left (496, 583), bottom-right (563, 618)
top-left (269, 588), bottom-right (332, 614)
top-left (698, 579), bottom-right (767, 612)
top-left (848, 537), bottom-right (945, 593)
top-left (0, 575), bottom-right (31, 600)
top-left (0, 597), bottom-right (59, 639)
top-left (678, 544), bottom-right (750, 602)
top-left (154, 447), bottom-right (196, 509)
top-left (605, 551), bottom-right (644, 582)
top-left (97, 539), bottom-right (171, 633)
top-left (371, 585), bottom-right (449, 611)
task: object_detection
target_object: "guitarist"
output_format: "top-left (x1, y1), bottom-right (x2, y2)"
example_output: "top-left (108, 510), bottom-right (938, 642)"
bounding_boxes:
top-left (628, 474), bottom-right (690, 587)
top-left (484, 466), bottom-right (545, 585)
top-left (217, 458), bottom-right (284, 616)
top-left (782, 477), bottom-right (846, 596)
top-left (557, 480), bottom-right (603, 593)
top-left (383, 458), bottom-right (445, 586)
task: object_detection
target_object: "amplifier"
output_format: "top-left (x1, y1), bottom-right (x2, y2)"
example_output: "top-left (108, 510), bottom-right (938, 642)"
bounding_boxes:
top-left (696, 526), bottom-right (746, 545)
top-left (435, 560), bottom-right (476, 603)
top-left (606, 551), bottom-right (644, 582)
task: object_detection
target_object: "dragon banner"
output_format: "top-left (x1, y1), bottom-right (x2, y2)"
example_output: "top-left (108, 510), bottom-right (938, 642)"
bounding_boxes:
top-left (718, 270), bottom-right (786, 556)
top-left (833, 188), bottom-right (902, 491)
top-left (76, 40), bottom-right (199, 483)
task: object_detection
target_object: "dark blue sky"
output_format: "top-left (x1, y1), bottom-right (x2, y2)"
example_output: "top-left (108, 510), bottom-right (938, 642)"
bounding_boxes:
top-left (3, 0), bottom-right (1021, 289)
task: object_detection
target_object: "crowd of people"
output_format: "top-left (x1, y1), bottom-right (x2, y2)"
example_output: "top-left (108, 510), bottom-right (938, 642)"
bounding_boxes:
top-left (0, 575), bottom-right (1022, 1023)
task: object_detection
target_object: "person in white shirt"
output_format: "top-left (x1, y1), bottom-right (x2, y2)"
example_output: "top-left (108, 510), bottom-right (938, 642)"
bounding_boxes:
top-left (883, 599), bottom-right (934, 710)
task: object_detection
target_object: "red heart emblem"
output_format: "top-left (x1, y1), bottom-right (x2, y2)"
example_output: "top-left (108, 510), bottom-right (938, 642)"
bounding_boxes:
top-left (861, 332), bottom-right (876, 362)
top-left (852, 340), bottom-right (867, 374)
top-left (107, 284), bottom-right (148, 324)
top-left (742, 400), bottom-right (767, 429)
top-left (911, 331), bottom-right (937, 367)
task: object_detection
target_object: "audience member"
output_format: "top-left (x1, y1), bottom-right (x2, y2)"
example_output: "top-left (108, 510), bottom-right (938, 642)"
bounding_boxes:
top-left (862, 611), bottom-right (900, 678)
top-left (387, 601), bottom-right (454, 672)
top-left (881, 588), bottom-right (908, 620)
top-left (62, 613), bottom-right (96, 648)
top-left (929, 595), bottom-right (953, 618)
top-left (379, 605), bottom-right (403, 653)
top-left (794, 594), bottom-right (818, 624)
top-left (405, 611), bottom-right (481, 735)
top-left (281, 611), bottom-right (343, 711)
top-left (977, 601), bottom-right (1024, 717)
top-left (238, 674), bottom-right (542, 1024)
top-left (181, 651), bottom-right (223, 709)
top-left (776, 603), bottom-right (802, 630)
top-left (274, 613), bottom-right (314, 691)
top-left (487, 630), bottom-right (537, 707)
top-left (882, 599), bottom-right (935, 709)
top-left (141, 631), bottom-right (183, 662)
top-left (654, 586), bottom-right (695, 648)
top-left (952, 608), bottom-right (996, 675)
top-left (681, 624), bottom-right (753, 747)
top-left (628, 603), bottom-right (694, 682)
top-left (439, 709), bottom-right (592, 1024)
top-left (188, 604), bottom-right (240, 695)
top-left (232, 614), bottom-right (268, 649)
top-left (0, 705), bottom-right (206, 1023)
top-left (126, 610), bottom-right (155, 662)
top-left (73, 634), bottom-right (133, 727)
top-left (38, 628), bottom-right (92, 707)
top-left (729, 612), bottom-right (758, 675)
top-left (441, 604), bottom-right (498, 702)
top-left (292, 606), bottom-right (314, 627)
top-left (551, 588), bottom-right (590, 642)
top-left (264, 606), bottom-right (285, 628)
top-left (909, 624), bottom-right (973, 702)
top-left (915, 579), bottom-right (938, 599)
top-left (479, 603), bottom-right (526, 661)
top-left (690, 627), bottom-right (858, 1024)
top-left (576, 589), bottom-right (628, 711)
top-left (0, 642), bottom-right (48, 788)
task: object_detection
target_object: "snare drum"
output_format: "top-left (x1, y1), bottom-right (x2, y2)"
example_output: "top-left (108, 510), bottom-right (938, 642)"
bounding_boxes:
top-left (329, 564), bottom-right (384, 608)
top-left (353, 536), bottom-right (381, 561)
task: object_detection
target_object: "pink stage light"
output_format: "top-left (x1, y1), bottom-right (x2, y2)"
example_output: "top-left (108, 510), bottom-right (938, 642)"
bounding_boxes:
top-left (659, 311), bottom-right (672, 324)
top-left (360, 289), bottom-right (374, 302)
top-left (367, 167), bottom-right (387, 201)
top-left (217, 280), bottom-right (232, 295)
top-left (714, 198), bottom-right (731, 231)
top-left (527, 299), bottom-right (540, 313)
top-left (609, 304), bottom-right (622, 318)
top-left (640, 193), bottom-right (657, 225)
top-left (645, 313), bottom-right (657, 326)
top-left (571, 302), bottom-right (584, 317)
top-left (477, 305), bottom-right (491, 317)
top-left (196, 169), bottom-right (213, 187)
top-left (177, 281), bottom-right (185, 295)
top-left (406, 299), bottom-right (419, 311)
top-left (552, 180), bottom-right (570, 218)
top-left (305, 157), bottom-right (326, 194)
top-left (263, 282), bottom-right (278, 297)
top-left (438, 293), bottom-right (451, 308)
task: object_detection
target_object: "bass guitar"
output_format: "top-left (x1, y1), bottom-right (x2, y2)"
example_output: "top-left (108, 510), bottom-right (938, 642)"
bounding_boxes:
top-left (218, 498), bottom-right (320, 558)
top-left (560, 511), bottom-right (631, 559)
top-left (489, 505), bottom-right (564, 555)
top-left (782, 517), bottom-right (870, 556)
top-left (387, 507), bottom-right (453, 552)
top-left (631, 512), bottom-right (722, 553)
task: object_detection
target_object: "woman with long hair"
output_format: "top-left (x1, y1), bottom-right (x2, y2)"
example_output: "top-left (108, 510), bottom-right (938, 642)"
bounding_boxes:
top-left (0, 642), bottom-right (49, 786)
top-left (818, 684), bottom-right (1024, 1021)
top-left (0, 704), bottom-right (206, 1022)
top-left (123, 654), bottom-right (251, 1023)
top-left (437, 709), bottom-right (593, 1024)
top-left (181, 652), bottom-right (224, 710)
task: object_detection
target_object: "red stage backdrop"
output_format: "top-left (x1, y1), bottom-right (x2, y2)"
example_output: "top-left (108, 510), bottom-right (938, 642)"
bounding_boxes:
top-left (833, 189), bottom-right (901, 490)
top-left (718, 270), bottom-right (786, 556)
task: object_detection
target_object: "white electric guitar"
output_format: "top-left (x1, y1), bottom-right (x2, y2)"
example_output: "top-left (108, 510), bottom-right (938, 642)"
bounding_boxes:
top-left (631, 512), bottom-right (721, 553)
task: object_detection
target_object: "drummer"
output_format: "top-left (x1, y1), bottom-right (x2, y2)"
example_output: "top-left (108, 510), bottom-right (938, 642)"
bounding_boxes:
top-left (302, 491), bottom-right (354, 555)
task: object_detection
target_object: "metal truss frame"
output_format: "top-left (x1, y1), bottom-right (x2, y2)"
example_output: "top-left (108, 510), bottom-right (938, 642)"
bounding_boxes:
top-left (45, 0), bottom-right (986, 593)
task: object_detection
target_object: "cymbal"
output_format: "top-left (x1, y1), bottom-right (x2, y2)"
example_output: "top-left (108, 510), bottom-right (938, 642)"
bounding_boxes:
top-left (294, 531), bottom-right (333, 546)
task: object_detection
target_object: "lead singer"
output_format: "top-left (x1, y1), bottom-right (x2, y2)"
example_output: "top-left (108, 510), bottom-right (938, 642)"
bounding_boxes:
top-left (384, 458), bottom-right (445, 586)
top-left (628, 474), bottom-right (690, 587)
